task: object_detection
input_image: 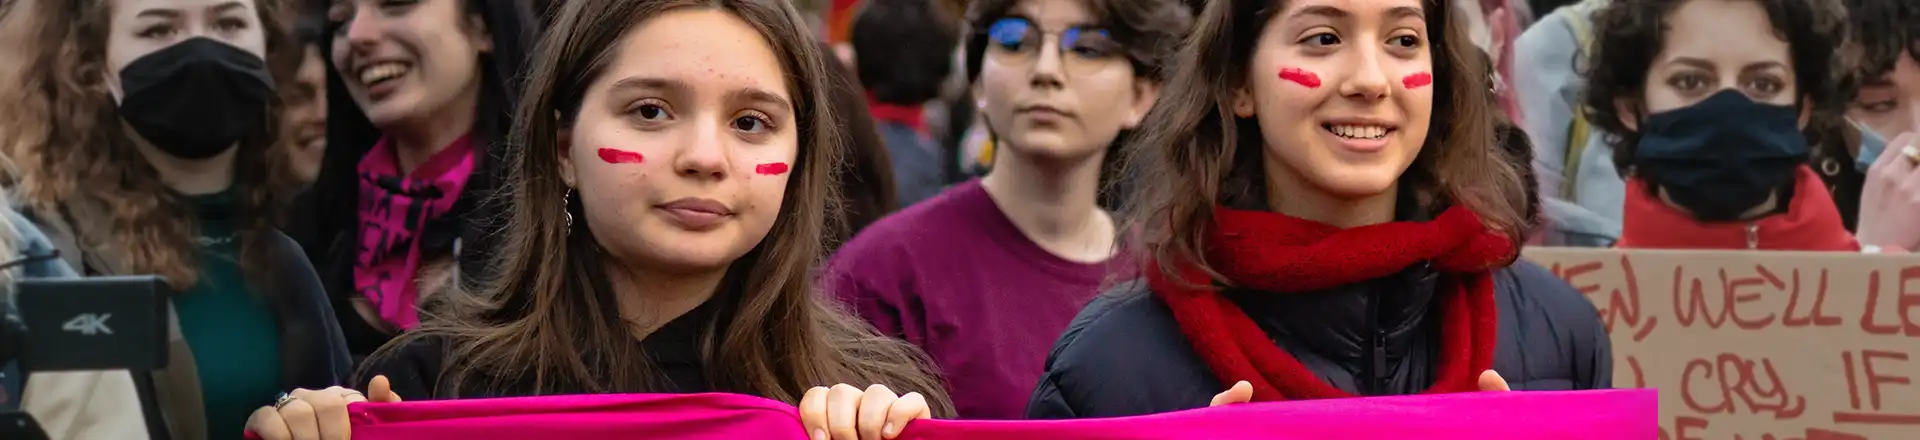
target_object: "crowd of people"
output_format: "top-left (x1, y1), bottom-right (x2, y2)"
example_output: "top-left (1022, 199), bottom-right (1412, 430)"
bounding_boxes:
top-left (0, 0), bottom-right (1914, 439)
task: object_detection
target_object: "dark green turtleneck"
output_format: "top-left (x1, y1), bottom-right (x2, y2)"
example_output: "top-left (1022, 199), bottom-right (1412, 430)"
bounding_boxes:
top-left (170, 190), bottom-right (282, 440)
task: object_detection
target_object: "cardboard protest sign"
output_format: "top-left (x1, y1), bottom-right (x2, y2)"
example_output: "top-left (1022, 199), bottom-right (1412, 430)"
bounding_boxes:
top-left (1523, 248), bottom-right (1920, 440)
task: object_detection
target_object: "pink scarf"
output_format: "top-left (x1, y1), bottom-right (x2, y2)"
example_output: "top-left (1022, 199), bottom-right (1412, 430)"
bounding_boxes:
top-left (247, 390), bottom-right (1655, 439)
top-left (354, 136), bottom-right (475, 330)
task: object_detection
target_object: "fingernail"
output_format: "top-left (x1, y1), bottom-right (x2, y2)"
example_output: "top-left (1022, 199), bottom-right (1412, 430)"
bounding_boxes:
top-left (812, 429), bottom-right (825, 440)
top-left (884, 422), bottom-right (896, 436)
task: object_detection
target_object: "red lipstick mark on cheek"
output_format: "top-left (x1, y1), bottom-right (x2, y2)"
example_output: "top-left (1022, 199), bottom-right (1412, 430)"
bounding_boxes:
top-left (596, 148), bottom-right (645, 164)
top-left (1278, 68), bottom-right (1321, 88)
top-left (755, 163), bottom-right (790, 175)
top-left (1401, 72), bottom-right (1433, 89)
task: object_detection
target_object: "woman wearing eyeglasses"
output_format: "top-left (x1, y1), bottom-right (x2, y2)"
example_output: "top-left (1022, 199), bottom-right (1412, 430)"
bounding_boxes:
top-left (822, 0), bottom-right (1191, 420)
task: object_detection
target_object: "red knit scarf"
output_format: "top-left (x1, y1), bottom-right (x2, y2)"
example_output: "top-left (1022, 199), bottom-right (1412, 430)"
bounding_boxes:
top-left (1147, 205), bottom-right (1516, 401)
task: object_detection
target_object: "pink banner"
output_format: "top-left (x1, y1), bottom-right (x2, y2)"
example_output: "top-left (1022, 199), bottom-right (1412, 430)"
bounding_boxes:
top-left (320, 389), bottom-right (1654, 439)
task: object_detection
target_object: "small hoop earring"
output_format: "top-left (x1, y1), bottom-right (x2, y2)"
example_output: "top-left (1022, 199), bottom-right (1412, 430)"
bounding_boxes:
top-left (563, 188), bottom-right (575, 233)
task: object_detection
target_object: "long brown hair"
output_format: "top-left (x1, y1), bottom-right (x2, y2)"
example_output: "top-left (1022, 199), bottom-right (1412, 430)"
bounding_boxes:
top-left (0, 0), bottom-right (300, 289)
top-left (1125, 0), bottom-right (1527, 281)
top-left (379, 0), bottom-right (954, 415)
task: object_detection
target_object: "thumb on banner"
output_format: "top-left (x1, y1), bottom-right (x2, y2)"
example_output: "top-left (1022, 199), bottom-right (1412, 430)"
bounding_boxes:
top-left (1209, 381), bottom-right (1254, 407)
top-left (368, 375), bottom-right (403, 403)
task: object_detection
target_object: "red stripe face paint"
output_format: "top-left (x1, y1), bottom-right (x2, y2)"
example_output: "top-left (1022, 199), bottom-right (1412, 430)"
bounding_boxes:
top-left (1402, 72), bottom-right (1433, 89)
top-left (755, 163), bottom-right (789, 175)
top-left (597, 148), bottom-right (645, 164)
top-left (1278, 68), bottom-right (1321, 88)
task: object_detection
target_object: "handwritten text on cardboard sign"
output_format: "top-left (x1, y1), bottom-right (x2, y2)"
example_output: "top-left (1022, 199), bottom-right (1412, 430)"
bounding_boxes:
top-left (1523, 248), bottom-right (1920, 440)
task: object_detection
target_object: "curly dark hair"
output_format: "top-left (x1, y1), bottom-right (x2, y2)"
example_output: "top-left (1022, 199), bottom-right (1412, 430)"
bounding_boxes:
top-left (1845, 0), bottom-right (1920, 79)
top-left (1581, 0), bottom-right (1850, 174)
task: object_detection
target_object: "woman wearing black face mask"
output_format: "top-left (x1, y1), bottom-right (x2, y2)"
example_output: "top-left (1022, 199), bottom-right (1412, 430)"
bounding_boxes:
top-left (1582, 0), bottom-right (1863, 251)
top-left (0, 0), bottom-right (351, 439)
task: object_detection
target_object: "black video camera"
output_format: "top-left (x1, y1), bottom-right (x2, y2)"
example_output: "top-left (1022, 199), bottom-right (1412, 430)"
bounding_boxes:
top-left (2, 275), bottom-right (172, 440)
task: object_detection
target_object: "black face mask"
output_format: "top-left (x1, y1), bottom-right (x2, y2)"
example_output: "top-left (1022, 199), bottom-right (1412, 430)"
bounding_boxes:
top-left (118, 37), bottom-right (276, 159)
top-left (1631, 90), bottom-right (1809, 222)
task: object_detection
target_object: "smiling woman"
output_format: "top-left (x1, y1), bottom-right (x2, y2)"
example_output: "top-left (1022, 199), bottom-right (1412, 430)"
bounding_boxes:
top-left (0, 0), bottom-right (352, 438)
top-left (1024, 0), bottom-right (1610, 419)
top-left (291, 0), bottom-right (538, 361)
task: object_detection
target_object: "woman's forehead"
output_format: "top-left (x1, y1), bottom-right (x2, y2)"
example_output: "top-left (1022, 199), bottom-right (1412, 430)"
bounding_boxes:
top-left (1655, 0), bottom-right (1791, 71)
top-left (1009, 0), bottom-right (1099, 29)
top-left (602, 9), bottom-right (792, 103)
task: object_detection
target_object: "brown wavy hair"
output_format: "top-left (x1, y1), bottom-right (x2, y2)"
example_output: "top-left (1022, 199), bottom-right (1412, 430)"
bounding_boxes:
top-left (372, 0), bottom-right (954, 414)
top-left (0, 0), bottom-right (301, 289)
top-left (1126, 0), bottom-right (1527, 281)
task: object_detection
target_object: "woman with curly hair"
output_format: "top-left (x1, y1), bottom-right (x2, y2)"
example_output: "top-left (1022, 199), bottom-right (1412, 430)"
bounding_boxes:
top-left (0, 0), bottom-right (352, 438)
top-left (1844, 0), bottom-right (1920, 142)
top-left (1843, 0), bottom-right (1920, 253)
top-left (1582, 0), bottom-right (1863, 251)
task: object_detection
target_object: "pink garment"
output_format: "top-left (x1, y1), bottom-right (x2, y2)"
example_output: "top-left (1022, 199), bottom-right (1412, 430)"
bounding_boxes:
top-left (344, 393), bottom-right (804, 440)
top-left (265, 389), bottom-right (1654, 439)
top-left (353, 136), bottom-right (475, 330)
top-left (899, 389), bottom-right (1656, 439)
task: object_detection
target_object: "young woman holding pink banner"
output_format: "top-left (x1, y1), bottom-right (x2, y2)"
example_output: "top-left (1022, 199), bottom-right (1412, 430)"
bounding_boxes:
top-left (246, 0), bottom-right (954, 438)
top-left (1025, 0), bottom-right (1612, 418)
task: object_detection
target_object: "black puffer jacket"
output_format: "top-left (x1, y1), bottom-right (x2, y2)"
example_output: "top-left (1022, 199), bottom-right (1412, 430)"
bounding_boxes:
top-left (1026, 259), bottom-right (1611, 419)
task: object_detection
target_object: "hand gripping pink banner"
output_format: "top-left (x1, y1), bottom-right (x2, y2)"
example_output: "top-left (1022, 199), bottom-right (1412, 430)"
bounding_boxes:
top-left (291, 389), bottom-right (1655, 439)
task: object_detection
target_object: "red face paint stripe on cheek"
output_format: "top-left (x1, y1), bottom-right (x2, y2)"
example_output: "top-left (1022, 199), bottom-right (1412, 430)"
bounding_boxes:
top-left (1402, 72), bottom-right (1433, 89)
top-left (1278, 68), bottom-right (1321, 88)
top-left (597, 148), bottom-right (645, 164)
top-left (755, 163), bottom-right (789, 175)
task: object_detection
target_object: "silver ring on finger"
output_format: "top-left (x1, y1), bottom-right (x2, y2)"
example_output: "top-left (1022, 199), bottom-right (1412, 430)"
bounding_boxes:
top-left (273, 392), bottom-right (298, 410)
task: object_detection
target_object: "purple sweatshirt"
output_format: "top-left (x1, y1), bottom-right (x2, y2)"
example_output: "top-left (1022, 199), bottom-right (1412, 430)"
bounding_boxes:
top-left (824, 180), bottom-right (1116, 419)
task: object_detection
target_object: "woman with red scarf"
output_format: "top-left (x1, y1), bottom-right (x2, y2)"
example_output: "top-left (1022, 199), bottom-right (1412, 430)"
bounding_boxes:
top-left (1025, 0), bottom-right (1611, 418)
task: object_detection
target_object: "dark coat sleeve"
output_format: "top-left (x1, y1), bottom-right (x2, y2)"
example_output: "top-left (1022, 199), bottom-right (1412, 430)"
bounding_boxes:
top-left (268, 230), bottom-right (354, 390)
top-left (1024, 283), bottom-right (1216, 419)
top-left (354, 335), bottom-right (448, 401)
top-left (1025, 370), bottom-right (1080, 419)
top-left (1579, 303), bottom-right (1615, 389)
top-left (1500, 260), bottom-right (1614, 390)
